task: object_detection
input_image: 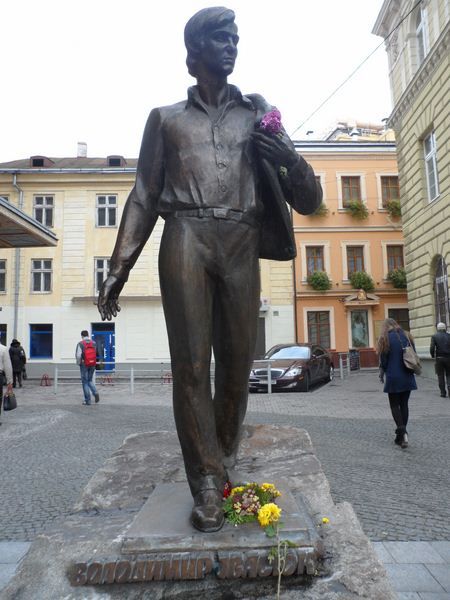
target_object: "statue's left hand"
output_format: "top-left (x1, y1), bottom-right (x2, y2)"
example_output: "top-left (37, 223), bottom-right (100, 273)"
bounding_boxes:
top-left (251, 131), bottom-right (299, 171)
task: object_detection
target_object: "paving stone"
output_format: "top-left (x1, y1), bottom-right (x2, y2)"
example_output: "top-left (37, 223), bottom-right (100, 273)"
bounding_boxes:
top-left (372, 541), bottom-right (395, 563)
top-left (385, 542), bottom-right (445, 564)
top-left (426, 565), bottom-right (450, 593)
top-left (397, 594), bottom-right (420, 599)
top-left (0, 564), bottom-right (17, 590)
top-left (430, 543), bottom-right (450, 562)
top-left (384, 564), bottom-right (445, 593)
top-left (0, 541), bottom-right (31, 563)
top-left (418, 593), bottom-right (450, 600)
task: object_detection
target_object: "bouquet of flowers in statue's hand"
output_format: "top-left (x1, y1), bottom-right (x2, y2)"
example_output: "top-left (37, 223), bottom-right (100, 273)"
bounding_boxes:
top-left (222, 482), bottom-right (282, 528)
top-left (258, 108), bottom-right (283, 136)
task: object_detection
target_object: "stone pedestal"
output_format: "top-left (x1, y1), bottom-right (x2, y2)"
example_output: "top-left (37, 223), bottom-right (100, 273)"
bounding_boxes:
top-left (2, 425), bottom-right (396, 599)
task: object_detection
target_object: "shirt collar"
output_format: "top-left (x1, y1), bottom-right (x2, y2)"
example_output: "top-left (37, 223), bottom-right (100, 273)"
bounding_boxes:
top-left (186, 84), bottom-right (254, 111)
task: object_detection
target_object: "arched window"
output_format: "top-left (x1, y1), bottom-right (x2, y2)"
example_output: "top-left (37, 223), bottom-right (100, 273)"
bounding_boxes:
top-left (415, 5), bottom-right (428, 64)
top-left (434, 256), bottom-right (450, 326)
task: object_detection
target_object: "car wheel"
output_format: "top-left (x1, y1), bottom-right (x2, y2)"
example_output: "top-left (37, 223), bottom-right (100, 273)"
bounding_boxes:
top-left (298, 372), bottom-right (310, 392)
top-left (326, 365), bottom-right (334, 382)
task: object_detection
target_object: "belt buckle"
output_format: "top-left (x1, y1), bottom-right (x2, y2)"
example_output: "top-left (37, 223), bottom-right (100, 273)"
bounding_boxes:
top-left (213, 208), bottom-right (229, 220)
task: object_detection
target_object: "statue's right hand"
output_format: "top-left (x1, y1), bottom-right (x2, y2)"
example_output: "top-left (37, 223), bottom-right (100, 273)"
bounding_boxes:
top-left (97, 275), bottom-right (125, 321)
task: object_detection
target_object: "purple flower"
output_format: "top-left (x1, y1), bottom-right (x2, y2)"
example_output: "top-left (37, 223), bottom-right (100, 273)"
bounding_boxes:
top-left (259, 109), bottom-right (282, 135)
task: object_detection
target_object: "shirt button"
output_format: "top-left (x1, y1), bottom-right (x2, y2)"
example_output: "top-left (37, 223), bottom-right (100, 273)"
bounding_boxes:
top-left (216, 143), bottom-right (223, 150)
top-left (220, 185), bottom-right (227, 193)
top-left (217, 162), bottom-right (226, 169)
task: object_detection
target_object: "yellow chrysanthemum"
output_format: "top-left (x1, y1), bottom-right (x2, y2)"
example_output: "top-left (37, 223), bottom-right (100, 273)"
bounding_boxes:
top-left (231, 486), bottom-right (245, 495)
top-left (261, 483), bottom-right (281, 497)
top-left (257, 503), bottom-right (282, 527)
top-left (322, 517), bottom-right (330, 524)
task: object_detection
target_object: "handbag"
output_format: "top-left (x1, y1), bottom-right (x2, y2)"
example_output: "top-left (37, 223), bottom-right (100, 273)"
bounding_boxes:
top-left (3, 392), bottom-right (17, 411)
top-left (22, 367), bottom-right (27, 380)
top-left (395, 330), bottom-right (422, 375)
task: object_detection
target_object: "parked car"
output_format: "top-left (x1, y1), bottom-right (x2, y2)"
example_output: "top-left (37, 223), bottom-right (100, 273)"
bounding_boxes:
top-left (249, 343), bottom-right (334, 393)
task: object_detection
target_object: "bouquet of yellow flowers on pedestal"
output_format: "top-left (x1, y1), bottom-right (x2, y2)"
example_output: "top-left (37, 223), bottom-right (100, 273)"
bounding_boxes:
top-left (222, 482), bottom-right (282, 535)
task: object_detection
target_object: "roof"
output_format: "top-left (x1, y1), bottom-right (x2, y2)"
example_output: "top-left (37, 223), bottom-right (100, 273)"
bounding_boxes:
top-left (0, 157), bottom-right (138, 171)
top-left (0, 197), bottom-right (58, 248)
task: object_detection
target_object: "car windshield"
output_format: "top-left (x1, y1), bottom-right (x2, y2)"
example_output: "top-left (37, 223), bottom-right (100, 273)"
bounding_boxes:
top-left (266, 346), bottom-right (310, 360)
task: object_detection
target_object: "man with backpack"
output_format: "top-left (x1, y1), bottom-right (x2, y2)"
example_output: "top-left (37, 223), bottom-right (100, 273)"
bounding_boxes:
top-left (430, 322), bottom-right (450, 398)
top-left (75, 330), bottom-right (99, 405)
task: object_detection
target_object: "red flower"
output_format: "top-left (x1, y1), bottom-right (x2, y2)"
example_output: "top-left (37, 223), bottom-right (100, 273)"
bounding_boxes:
top-left (223, 481), bottom-right (232, 498)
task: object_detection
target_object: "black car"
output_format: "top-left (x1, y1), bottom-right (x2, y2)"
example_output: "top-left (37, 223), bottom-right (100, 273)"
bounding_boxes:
top-left (249, 343), bottom-right (334, 393)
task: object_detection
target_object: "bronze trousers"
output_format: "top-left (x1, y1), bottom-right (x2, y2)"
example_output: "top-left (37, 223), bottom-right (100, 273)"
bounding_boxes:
top-left (159, 215), bottom-right (260, 497)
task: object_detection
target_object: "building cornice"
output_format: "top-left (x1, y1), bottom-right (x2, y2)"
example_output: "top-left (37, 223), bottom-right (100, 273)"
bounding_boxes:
top-left (293, 142), bottom-right (396, 153)
top-left (0, 168), bottom-right (136, 174)
top-left (294, 226), bottom-right (402, 233)
top-left (389, 22), bottom-right (450, 127)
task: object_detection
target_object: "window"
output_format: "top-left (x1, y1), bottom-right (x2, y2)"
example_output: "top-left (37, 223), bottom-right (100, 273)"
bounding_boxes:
top-left (388, 308), bottom-right (410, 331)
top-left (347, 246), bottom-right (364, 275)
top-left (0, 260), bottom-right (5, 292)
top-left (95, 258), bottom-right (110, 294)
top-left (434, 256), bottom-right (450, 327)
top-left (307, 311), bottom-right (331, 348)
top-left (0, 324), bottom-right (6, 345)
top-left (306, 246), bottom-right (324, 276)
top-left (341, 176), bottom-right (361, 207)
top-left (387, 245), bottom-right (404, 271)
top-left (29, 324), bottom-right (53, 358)
top-left (416, 5), bottom-right (428, 64)
top-left (423, 132), bottom-right (439, 201)
top-left (0, 195), bottom-right (9, 202)
top-left (31, 259), bottom-right (52, 292)
top-left (33, 196), bottom-right (54, 227)
top-left (381, 176), bottom-right (400, 207)
top-left (96, 195), bottom-right (117, 227)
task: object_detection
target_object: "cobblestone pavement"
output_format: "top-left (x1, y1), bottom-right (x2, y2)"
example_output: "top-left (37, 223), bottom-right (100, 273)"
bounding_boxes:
top-left (0, 371), bottom-right (449, 542)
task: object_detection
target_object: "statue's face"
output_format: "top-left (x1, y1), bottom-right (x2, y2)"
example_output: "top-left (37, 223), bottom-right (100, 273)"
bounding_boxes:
top-left (198, 22), bottom-right (239, 77)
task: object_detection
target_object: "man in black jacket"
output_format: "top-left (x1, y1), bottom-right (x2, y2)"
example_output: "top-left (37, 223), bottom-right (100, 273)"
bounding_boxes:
top-left (430, 322), bottom-right (450, 397)
top-left (98, 7), bottom-right (321, 532)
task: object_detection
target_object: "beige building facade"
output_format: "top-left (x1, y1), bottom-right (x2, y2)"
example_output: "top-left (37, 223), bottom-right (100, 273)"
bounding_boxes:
top-left (373, 0), bottom-right (449, 372)
top-left (0, 154), bottom-right (295, 373)
top-left (294, 139), bottom-right (408, 367)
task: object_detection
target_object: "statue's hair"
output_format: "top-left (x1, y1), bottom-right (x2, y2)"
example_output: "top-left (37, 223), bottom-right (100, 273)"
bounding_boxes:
top-left (184, 7), bottom-right (236, 77)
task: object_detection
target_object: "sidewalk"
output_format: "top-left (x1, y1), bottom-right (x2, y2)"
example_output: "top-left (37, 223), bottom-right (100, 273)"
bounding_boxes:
top-left (0, 371), bottom-right (449, 598)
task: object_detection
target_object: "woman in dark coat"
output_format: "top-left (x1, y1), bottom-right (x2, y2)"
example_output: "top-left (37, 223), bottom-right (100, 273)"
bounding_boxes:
top-left (9, 339), bottom-right (26, 388)
top-left (377, 318), bottom-right (417, 449)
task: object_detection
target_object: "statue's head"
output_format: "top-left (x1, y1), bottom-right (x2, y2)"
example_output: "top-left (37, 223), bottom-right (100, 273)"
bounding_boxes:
top-left (184, 7), bottom-right (238, 78)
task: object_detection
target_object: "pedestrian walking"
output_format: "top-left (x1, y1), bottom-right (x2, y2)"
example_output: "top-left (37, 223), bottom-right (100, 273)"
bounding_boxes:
top-left (377, 318), bottom-right (417, 449)
top-left (9, 339), bottom-right (26, 388)
top-left (430, 322), bottom-right (450, 398)
top-left (75, 330), bottom-right (100, 406)
top-left (0, 341), bottom-right (13, 425)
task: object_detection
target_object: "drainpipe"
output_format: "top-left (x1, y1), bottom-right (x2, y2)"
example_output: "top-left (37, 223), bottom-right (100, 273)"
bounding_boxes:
top-left (291, 206), bottom-right (299, 343)
top-left (12, 173), bottom-right (23, 340)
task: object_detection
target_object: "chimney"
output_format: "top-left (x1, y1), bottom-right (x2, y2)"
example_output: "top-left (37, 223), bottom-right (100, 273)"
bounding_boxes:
top-left (77, 142), bottom-right (87, 158)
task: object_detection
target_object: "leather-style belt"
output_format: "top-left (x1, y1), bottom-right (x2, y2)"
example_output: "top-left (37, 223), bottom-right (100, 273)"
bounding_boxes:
top-left (172, 208), bottom-right (258, 227)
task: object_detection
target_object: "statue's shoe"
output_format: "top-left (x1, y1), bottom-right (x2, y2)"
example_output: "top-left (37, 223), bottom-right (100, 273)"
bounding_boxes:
top-left (191, 489), bottom-right (224, 532)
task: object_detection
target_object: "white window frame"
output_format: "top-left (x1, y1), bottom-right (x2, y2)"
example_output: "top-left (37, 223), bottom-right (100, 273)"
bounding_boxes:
top-left (33, 195), bottom-right (54, 228)
top-left (94, 257), bottom-right (111, 295)
top-left (341, 241), bottom-right (371, 282)
top-left (415, 4), bottom-right (429, 65)
top-left (381, 241), bottom-right (405, 278)
top-left (376, 173), bottom-right (400, 210)
top-left (0, 259), bottom-right (6, 293)
top-left (96, 194), bottom-right (117, 228)
top-left (31, 259), bottom-right (52, 293)
top-left (300, 241), bottom-right (331, 283)
top-left (336, 173), bottom-right (367, 210)
top-left (423, 131), bottom-right (439, 202)
top-left (303, 306), bottom-right (336, 349)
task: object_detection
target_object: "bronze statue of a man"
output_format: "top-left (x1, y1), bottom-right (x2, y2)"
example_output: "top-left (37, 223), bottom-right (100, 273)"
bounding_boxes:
top-left (98, 7), bottom-right (322, 532)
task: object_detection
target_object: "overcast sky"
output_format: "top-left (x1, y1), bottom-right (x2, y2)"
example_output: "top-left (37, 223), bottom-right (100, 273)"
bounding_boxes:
top-left (0, 0), bottom-right (392, 162)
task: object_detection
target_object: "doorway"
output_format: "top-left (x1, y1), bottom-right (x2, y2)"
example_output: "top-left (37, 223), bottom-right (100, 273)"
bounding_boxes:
top-left (91, 323), bottom-right (115, 371)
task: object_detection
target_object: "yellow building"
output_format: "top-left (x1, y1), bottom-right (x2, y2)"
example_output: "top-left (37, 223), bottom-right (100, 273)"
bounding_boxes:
top-left (293, 138), bottom-right (407, 367)
top-left (373, 0), bottom-right (449, 373)
top-left (0, 149), bottom-right (295, 372)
